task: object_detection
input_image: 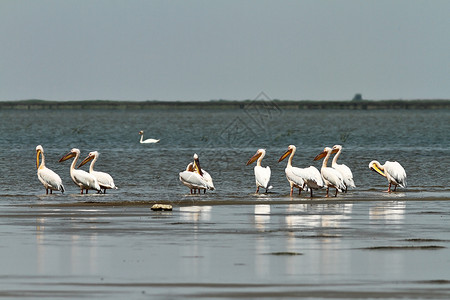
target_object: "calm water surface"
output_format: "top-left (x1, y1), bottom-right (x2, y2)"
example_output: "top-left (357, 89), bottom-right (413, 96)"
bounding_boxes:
top-left (0, 108), bottom-right (449, 298)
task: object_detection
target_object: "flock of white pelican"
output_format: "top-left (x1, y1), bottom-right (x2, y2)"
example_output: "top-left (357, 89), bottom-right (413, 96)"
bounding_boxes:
top-left (35, 134), bottom-right (407, 196)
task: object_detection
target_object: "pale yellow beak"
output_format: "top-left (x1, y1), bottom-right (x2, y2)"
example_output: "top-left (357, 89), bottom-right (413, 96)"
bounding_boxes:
top-left (36, 150), bottom-right (41, 169)
top-left (370, 164), bottom-right (386, 177)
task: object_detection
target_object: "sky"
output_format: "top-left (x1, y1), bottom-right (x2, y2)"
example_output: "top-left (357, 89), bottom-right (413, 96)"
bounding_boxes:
top-left (1, 0), bottom-right (449, 101)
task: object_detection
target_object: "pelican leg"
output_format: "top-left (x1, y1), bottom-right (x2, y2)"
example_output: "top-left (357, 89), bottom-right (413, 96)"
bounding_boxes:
top-left (46, 189), bottom-right (49, 195)
top-left (50, 190), bottom-right (53, 194)
top-left (393, 185), bottom-right (397, 192)
top-left (310, 188), bottom-right (313, 198)
top-left (387, 183), bottom-right (392, 193)
top-left (334, 188), bottom-right (338, 197)
top-left (203, 189), bottom-right (206, 194)
top-left (86, 189), bottom-right (89, 194)
top-left (290, 186), bottom-right (294, 197)
top-left (256, 186), bottom-right (260, 194)
top-left (326, 187), bottom-right (330, 197)
top-left (298, 187), bottom-right (302, 195)
top-left (80, 189), bottom-right (84, 194)
top-left (103, 189), bottom-right (107, 194)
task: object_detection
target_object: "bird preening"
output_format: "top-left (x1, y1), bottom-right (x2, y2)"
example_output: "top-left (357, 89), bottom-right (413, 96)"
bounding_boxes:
top-left (369, 160), bottom-right (407, 192)
top-left (179, 153), bottom-right (215, 194)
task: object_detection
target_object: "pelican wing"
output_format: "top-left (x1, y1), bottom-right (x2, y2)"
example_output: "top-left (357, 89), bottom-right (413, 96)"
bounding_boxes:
top-left (201, 170), bottom-right (215, 190)
top-left (301, 166), bottom-right (324, 189)
top-left (384, 161), bottom-right (407, 188)
top-left (72, 169), bottom-right (101, 190)
top-left (179, 171), bottom-right (208, 189)
top-left (333, 163), bottom-right (356, 188)
top-left (286, 166), bottom-right (305, 188)
top-left (254, 166), bottom-right (271, 189)
top-left (38, 167), bottom-right (65, 192)
top-left (322, 167), bottom-right (346, 192)
top-left (91, 170), bottom-right (117, 189)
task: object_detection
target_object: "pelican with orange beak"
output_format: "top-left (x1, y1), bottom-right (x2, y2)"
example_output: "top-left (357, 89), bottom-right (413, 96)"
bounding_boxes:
top-left (314, 147), bottom-right (346, 197)
top-left (369, 160), bottom-right (407, 192)
top-left (78, 151), bottom-right (117, 194)
top-left (331, 145), bottom-right (355, 191)
top-left (246, 149), bottom-right (272, 194)
top-left (59, 148), bottom-right (101, 194)
top-left (36, 145), bottom-right (65, 194)
top-left (279, 145), bottom-right (323, 197)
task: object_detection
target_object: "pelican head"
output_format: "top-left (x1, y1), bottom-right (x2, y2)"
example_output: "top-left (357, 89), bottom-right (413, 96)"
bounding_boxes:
top-left (369, 160), bottom-right (386, 177)
top-left (193, 153), bottom-right (203, 176)
top-left (36, 145), bottom-right (44, 169)
top-left (246, 149), bottom-right (265, 165)
top-left (139, 130), bottom-right (144, 135)
top-left (278, 145), bottom-right (296, 162)
top-left (314, 147), bottom-right (332, 161)
top-left (186, 162), bottom-right (195, 172)
top-left (78, 151), bottom-right (98, 168)
top-left (59, 148), bottom-right (80, 162)
top-left (331, 145), bottom-right (342, 154)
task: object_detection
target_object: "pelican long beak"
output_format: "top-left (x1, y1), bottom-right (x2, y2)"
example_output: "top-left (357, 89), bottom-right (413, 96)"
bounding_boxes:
top-left (331, 148), bottom-right (339, 154)
top-left (278, 148), bottom-right (292, 162)
top-left (313, 151), bottom-right (327, 161)
top-left (78, 154), bottom-right (94, 168)
top-left (194, 158), bottom-right (204, 176)
top-left (370, 164), bottom-right (386, 177)
top-left (59, 151), bottom-right (76, 162)
top-left (246, 151), bottom-right (262, 165)
top-left (36, 150), bottom-right (41, 169)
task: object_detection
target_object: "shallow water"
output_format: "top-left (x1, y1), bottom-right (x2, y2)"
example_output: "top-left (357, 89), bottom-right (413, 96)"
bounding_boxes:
top-left (0, 107), bottom-right (449, 298)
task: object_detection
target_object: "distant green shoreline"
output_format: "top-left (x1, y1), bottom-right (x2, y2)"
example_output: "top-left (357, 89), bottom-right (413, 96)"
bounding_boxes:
top-left (0, 99), bottom-right (449, 110)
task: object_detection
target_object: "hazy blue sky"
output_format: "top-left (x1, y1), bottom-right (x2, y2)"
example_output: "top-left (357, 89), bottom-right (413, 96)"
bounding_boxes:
top-left (1, 0), bottom-right (449, 101)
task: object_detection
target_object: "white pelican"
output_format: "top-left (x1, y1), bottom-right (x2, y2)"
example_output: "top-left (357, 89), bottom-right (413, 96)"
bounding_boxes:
top-left (179, 154), bottom-right (214, 194)
top-left (279, 145), bottom-right (324, 197)
top-left (369, 160), bottom-right (407, 192)
top-left (246, 149), bottom-right (272, 193)
top-left (179, 162), bottom-right (209, 194)
top-left (314, 147), bottom-right (346, 197)
top-left (36, 145), bottom-right (65, 194)
top-left (59, 148), bottom-right (101, 194)
top-left (78, 151), bottom-right (118, 194)
top-left (139, 130), bottom-right (160, 143)
top-left (331, 145), bottom-right (356, 191)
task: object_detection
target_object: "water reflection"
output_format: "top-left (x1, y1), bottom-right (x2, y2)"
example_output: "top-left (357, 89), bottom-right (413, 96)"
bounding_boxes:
top-left (35, 211), bottom-right (100, 275)
top-left (254, 204), bottom-right (271, 232)
top-left (179, 206), bottom-right (212, 222)
top-left (253, 205), bottom-right (271, 278)
top-left (285, 203), bottom-right (353, 230)
top-left (369, 201), bottom-right (406, 224)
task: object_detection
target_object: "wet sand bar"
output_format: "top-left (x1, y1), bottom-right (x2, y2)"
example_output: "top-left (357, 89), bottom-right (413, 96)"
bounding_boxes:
top-left (1, 99), bottom-right (449, 110)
